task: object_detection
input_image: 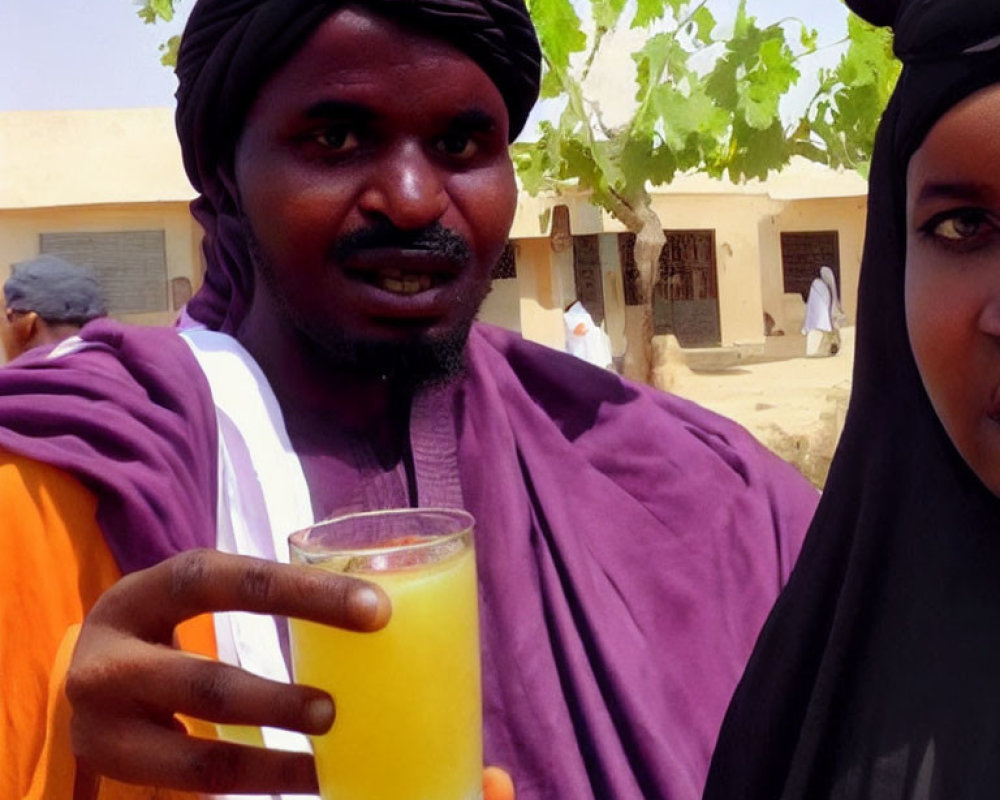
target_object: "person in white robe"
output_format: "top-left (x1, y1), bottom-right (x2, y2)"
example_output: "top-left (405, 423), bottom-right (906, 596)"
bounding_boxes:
top-left (802, 266), bottom-right (847, 357)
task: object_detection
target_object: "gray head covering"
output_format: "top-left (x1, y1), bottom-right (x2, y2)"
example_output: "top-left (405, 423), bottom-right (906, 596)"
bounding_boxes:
top-left (4, 255), bottom-right (108, 323)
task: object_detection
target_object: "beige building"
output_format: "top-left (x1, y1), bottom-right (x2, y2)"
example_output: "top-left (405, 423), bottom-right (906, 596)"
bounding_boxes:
top-left (1, 108), bottom-right (867, 364)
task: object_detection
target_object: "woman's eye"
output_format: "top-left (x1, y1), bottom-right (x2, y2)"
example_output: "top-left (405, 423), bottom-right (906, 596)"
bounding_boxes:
top-left (929, 209), bottom-right (992, 241)
top-left (436, 134), bottom-right (477, 159)
top-left (315, 127), bottom-right (358, 152)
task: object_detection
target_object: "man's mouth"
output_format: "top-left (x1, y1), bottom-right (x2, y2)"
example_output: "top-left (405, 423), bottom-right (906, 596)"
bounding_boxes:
top-left (344, 247), bottom-right (464, 300)
top-left (334, 224), bottom-right (472, 301)
top-left (360, 268), bottom-right (440, 296)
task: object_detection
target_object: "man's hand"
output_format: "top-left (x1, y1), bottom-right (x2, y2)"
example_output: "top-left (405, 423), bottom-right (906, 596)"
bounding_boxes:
top-left (66, 549), bottom-right (389, 795)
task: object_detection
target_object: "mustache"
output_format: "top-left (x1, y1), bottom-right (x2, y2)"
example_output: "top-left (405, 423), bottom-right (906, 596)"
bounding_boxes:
top-left (332, 222), bottom-right (472, 268)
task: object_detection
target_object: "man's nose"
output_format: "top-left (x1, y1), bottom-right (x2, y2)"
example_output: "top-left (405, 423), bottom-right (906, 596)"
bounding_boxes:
top-left (359, 141), bottom-right (448, 230)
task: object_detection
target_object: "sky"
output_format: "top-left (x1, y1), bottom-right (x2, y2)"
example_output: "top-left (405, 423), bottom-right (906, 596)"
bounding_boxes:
top-left (0, 0), bottom-right (850, 130)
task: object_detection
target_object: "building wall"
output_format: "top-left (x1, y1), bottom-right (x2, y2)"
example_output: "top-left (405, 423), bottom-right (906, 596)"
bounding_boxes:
top-left (509, 236), bottom-right (566, 351)
top-left (0, 109), bottom-right (192, 209)
top-left (645, 193), bottom-right (782, 349)
top-left (507, 190), bottom-right (866, 356)
top-left (0, 202), bottom-right (204, 326)
top-left (766, 196), bottom-right (868, 333)
top-left (0, 109), bottom-right (868, 361)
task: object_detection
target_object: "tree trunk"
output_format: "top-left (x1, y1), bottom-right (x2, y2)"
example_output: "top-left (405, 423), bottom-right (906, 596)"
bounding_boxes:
top-left (618, 200), bottom-right (665, 384)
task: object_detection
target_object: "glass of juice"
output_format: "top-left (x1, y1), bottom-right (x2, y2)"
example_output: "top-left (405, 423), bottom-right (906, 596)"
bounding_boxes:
top-left (287, 507), bottom-right (482, 800)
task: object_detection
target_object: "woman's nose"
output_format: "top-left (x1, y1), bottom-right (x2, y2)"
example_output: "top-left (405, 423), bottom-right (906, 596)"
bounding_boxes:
top-left (977, 289), bottom-right (1000, 338)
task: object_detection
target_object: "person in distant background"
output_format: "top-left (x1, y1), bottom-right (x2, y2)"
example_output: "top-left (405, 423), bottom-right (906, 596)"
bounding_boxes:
top-left (0, 254), bottom-right (108, 362)
top-left (801, 265), bottom-right (846, 357)
top-left (563, 299), bottom-right (614, 369)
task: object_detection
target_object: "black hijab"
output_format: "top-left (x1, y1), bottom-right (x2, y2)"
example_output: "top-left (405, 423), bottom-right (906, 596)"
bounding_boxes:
top-left (702, 2), bottom-right (1000, 797)
top-left (173, 0), bottom-right (540, 332)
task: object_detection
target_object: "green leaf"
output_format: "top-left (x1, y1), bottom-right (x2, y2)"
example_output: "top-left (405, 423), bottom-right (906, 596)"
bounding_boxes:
top-left (539, 67), bottom-right (564, 100)
top-left (152, 0), bottom-right (175, 21)
top-left (733, 0), bottom-right (753, 39)
top-left (725, 118), bottom-right (790, 181)
top-left (651, 84), bottom-right (727, 151)
top-left (632, 0), bottom-right (668, 29)
top-left (160, 34), bottom-right (181, 68)
top-left (800, 26), bottom-right (819, 52)
top-left (689, 6), bottom-right (717, 46)
top-left (526, 0), bottom-right (586, 71)
top-left (138, 0), bottom-right (175, 23)
top-left (591, 0), bottom-right (627, 32)
top-left (632, 32), bottom-right (689, 101)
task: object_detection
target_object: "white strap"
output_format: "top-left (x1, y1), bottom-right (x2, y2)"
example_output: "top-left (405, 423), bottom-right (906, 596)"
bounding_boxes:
top-left (181, 330), bottom-right (316, 798)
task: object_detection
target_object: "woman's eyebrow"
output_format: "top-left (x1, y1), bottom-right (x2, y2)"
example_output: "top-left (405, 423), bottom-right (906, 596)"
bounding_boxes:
top-left (915, 180), bottom-right (995, 204)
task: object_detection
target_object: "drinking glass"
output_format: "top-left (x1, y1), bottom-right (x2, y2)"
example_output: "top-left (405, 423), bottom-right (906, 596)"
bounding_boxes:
top-left (288, 507), bottom-right (482, 800)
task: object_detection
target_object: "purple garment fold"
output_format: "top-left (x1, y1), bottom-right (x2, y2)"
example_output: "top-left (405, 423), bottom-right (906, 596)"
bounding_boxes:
top-left (0, 320), bottom-right (218, 572)
top-left (459, 325), bottom-right (817, 799)
top-left (0, 318), bottom-right (815, 798)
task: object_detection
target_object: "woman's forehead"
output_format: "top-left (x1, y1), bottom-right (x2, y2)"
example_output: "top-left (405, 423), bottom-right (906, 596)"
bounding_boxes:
top-left (908, 84), bottom-right (1000, 186)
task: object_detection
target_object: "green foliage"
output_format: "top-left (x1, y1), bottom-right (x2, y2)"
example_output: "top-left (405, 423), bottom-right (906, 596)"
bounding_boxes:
top-left (798, 13), bottom-right (900, 177)
top-left (135, 0), bottom-right (896, 214)
top-left (136, 0), bottom-right (181, 66)
top-left (517, 0), bottom-right (833, 218)
top-left (159, 34), bottom-right (181, 68)
top-left (137, 0), bottom-right (175, 24)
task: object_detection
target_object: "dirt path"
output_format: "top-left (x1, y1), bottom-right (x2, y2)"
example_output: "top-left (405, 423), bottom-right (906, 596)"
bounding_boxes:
top-left (660, 329), bottom-right (855, 488)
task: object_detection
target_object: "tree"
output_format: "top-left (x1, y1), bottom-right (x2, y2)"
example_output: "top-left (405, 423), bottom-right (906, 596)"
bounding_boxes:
top-left (797, 11), bottom-right (901, 178)
top-left (518, 0), bottom-right (897, 382)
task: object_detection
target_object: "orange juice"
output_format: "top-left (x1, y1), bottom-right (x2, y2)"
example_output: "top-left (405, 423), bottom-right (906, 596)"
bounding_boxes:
top-left (289, 537), bottom-right (482, 799)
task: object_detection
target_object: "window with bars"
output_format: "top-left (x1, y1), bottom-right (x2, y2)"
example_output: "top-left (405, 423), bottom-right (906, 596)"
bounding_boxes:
top-left (39, 230), bottom-right (168, 314)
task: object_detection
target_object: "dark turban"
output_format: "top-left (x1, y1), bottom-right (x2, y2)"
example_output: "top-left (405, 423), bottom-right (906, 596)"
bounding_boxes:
top-left (174, 0), bottom-right (540, 332)
top-left (704, 2), bottom-right (1000, 797)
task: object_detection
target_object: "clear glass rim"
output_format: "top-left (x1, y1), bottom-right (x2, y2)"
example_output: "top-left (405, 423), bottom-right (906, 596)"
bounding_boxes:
top-left (288, 507), bottom-right (475, 563)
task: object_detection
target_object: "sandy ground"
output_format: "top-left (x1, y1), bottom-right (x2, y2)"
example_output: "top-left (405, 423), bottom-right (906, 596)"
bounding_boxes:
top-left (656, 329), bottom-right (856, 488)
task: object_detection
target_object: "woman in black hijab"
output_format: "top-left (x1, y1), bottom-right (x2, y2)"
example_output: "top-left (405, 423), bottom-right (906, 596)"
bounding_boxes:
top-left (703, 1), bottom-right (1000, 797)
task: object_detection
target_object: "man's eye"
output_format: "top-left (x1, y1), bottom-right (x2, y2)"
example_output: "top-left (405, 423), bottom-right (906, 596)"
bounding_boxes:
top-left (315, 127), bottom-right (358, 152)
top-left (436, 134), bottom-right (477, 159)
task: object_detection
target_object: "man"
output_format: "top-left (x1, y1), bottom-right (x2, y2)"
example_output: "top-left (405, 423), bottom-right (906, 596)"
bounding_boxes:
top-left (0, 1), bottom-right (818, 798)
top-left (0, 254), bottom-right (107, 362)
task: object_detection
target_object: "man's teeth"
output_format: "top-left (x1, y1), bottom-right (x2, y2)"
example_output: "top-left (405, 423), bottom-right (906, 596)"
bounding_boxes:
top-left (376, 271), bottom-right (434, 295)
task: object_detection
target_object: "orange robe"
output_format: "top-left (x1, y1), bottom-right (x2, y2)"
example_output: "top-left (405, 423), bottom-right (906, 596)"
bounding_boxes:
top-left (1, 451), bottom-right (214, 799)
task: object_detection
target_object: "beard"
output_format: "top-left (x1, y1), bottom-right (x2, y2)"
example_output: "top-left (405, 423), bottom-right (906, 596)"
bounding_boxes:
top-left (244, 220), bottom-right (491, 392)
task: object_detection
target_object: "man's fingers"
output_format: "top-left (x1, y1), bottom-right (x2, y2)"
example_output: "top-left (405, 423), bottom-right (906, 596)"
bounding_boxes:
top-left (87, 549), bottom-right (390, 641)
top-left (146, 647), bottom-right (335, 732)
top-left (72, 716), bottom-right (320, 795)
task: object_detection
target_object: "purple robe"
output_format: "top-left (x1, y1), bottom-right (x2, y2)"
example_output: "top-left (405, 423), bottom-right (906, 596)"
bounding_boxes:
top-left (0, 318), bottom-right (815, 799)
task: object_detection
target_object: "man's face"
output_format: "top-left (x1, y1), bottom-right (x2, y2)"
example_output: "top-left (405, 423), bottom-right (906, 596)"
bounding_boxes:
top-left (233, 6), bottom-right (517, 376)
